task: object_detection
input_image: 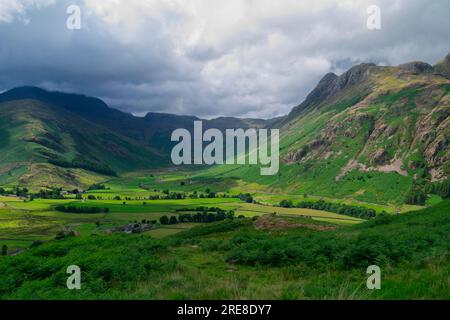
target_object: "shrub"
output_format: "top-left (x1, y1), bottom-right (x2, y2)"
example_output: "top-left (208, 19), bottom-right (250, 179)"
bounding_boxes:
top-left (238, 193), bottom-right (254, 203)
top-left (280, 200), bottom-right (294, 208)
top-left (169, 216), bottom-right (178, 225)
top-left (159, 216), bottom-right (169, 225)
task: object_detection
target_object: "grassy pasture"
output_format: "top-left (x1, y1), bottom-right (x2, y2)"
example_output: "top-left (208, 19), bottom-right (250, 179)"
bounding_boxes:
top-left (99, 170), bottom-right (427, 214)
top-left (0, 194), bottom-right (363, 251)
top-left (0, 200), bottom-right (448, 299)
top-left (0, 168), bottom-right (439, 253)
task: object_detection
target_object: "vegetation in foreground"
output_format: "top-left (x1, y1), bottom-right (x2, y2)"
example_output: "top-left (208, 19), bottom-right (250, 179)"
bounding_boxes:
top-left (0, 200), bottom-right (448, 300)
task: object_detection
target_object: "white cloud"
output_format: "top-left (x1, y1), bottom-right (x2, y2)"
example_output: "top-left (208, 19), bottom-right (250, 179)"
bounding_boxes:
top-left (0, 0), bottom-right (25, 22)
top-left (0, 0), bottom-right (449, 118)
top-left (0, 0), bottom-right (54, 23)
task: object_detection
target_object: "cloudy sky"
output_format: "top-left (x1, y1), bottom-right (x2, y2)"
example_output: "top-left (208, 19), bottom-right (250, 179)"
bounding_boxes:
top-left (0, 0), bottom-right (449, 118)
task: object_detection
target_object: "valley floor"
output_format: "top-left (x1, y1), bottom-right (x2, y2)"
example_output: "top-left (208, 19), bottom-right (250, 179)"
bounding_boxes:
top-left (0, 171), bottom-right (447, 300)
top-left (0, 200), bottom-right (448, 299)
top-left (0, 195), bottom-right (363, 252)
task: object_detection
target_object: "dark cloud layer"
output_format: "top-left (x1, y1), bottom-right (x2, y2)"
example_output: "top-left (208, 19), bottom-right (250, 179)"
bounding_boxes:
top-left (0, 0), bottom-right (449, 118)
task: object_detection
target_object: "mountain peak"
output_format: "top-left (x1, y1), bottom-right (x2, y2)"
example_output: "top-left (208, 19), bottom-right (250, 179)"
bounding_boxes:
top-left (0, 86), bottom-right (48, 99)
top-left (0, 86), bottom-right (110, 112)
top-left (397, 61), bottom-right (432, 74)
top-left (332, 63), bottom-right (377, 94)
top-left (319, 72), bottom-right (339, 83)
top-left (289, 63), bottom-right (377, 118)
top-left (316, 62), bottom-right (377, 99)
top-left (296, 73), bottom-right (338, 110)
top-left (0, 85), bottom-right (148, 142)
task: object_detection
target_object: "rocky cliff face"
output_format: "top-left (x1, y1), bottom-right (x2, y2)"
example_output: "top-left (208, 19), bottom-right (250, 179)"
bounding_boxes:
top-left (283, 52), bottom-right (450, 182)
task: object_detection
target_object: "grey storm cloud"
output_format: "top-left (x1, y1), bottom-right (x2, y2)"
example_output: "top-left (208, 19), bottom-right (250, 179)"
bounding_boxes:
top-left (0, 0), bottom-right (449, 119)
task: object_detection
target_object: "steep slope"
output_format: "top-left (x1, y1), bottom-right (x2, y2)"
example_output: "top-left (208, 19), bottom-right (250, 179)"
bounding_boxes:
top-left (0, 87), bottom-right (278, 188)
top-left (0, 87), bottom-right (278, 156)
top-left (0, 86), bottom-right (147, 141)
top-left (282, 59), bottom-right (449, 181)
top-left (1, 53), bottom-right (448, 198)
top-left (0, 99), bottom-right (165, 188)
top-left (205, 52), bottom-right (450, 204)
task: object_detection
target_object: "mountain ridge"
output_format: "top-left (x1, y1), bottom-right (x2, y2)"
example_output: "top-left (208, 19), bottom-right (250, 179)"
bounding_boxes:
top-left (0, 52), bottom-right (448, 199)
top-left (204, 52), bottom-right (449, 204)
top-left (0, 86), bottom-right (280, 187)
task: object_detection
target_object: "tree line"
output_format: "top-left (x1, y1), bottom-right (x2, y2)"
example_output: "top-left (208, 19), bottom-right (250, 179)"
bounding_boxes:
top-left (405, 179), bottom-right (449, 205)
top-left (160, 208), bottom-right (235, 225)
top-left (279, 199), bottom-right (377, 219)
top-left (48, 157), bottom-right (117, 176)
top-left (55, 205), bottom-right (110, 214)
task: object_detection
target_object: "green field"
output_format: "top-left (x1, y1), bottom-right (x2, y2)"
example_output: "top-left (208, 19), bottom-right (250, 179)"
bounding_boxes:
top-left (1, 167), bottom-right (434, 253)
top-left (0, 169), bottom-right (447, 300)
top-left (0, 192), bottom-right (364, 252)
top-left (0, 199), bottom-right (448, 299)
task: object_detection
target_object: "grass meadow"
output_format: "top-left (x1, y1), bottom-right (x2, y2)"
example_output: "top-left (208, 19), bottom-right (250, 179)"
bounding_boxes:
top-left (0, 170), bottom-right (447, 300)
top-left (0, 169), bottom-right (431, 252)
top-left (0, 200), bottom-right (448, 299)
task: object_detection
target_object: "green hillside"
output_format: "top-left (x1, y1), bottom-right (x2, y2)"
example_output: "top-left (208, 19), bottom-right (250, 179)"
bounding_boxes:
top-left (0, 53), bottom-right (448, 205)
top-left (0, 88), bottom-right (278, 189)
top-left (0, 199), bottom-right (448, 299)
top-left (0, 99), bottom-right (165, 189)
top-left (201, 55), bottom-right (450, 204)
top-left (0, 54), bottom-right (449, 301)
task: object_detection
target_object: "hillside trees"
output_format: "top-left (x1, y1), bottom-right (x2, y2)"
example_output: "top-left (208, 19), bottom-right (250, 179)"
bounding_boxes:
top-left (88, 184), bottom-right (109, 191)
top-left (161, 208), bottom-right (235, 225)
top-left (280, 199), bottom-right (294, 208)
top-left (425, 179), bottom-right (450, 198)
top-left (55, 205), bottom-right (109, 214)
top-left (405, 185), bottom-right (427, 205)
top-left (280, 199), bottom-right (377, 219)
top-left (159, 216), bottom-right (169, 225)
top-left (239, 193), bottom-right (254, 203)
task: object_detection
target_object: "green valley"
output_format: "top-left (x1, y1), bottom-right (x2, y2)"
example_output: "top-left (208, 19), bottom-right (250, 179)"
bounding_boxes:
top-left (0, 53), bottom-right (449, 300)
top-left (0, 195), bottom-right (448, 299)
